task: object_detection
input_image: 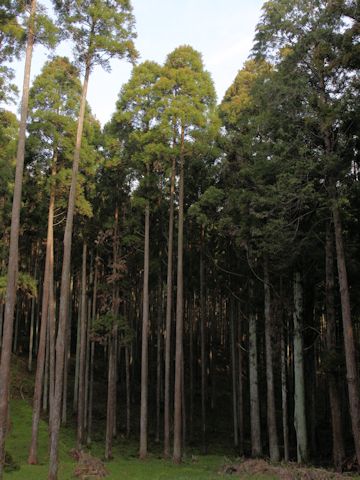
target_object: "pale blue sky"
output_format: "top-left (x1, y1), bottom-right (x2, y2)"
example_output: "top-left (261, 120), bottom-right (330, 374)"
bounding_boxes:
top-left (12, 0), bottom-right (265, 125)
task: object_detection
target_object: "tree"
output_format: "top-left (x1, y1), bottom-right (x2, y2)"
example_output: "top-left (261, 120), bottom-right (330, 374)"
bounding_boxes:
top-left (253, 0), bottom-right (360, 464)
top-left (0, 2), bottom-right (57, 476)
top-left (160, 45), bottom-right (216, 463)
top-left (48, 2), bottom-right (137, 476)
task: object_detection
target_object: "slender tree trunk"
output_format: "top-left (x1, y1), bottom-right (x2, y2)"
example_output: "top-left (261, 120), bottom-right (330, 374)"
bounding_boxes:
top-left (237, 303), bottom-right (244, 456)
top-left (73, 296), bottom-right (81, 413)
top-left (332, 205), bottom-right (360, 465)
top-left (105, 207), bottom-right (120, 460)
top-left (125, 345), bottom-right (131, 438)
top-left (48, 62), bottom-right (91, 480)
top-left (173, 128), bottom-right (185, 464)
top-left (264, 259), bottom-right (280, 461)
top-left (249, 279), bottom-right (262, 457)
top-left (62, 279), bottom-right (72, 425)
top-left (155, 282), bottom-right (162, 444)
top-left (230, 299), bottom-right (239, 448)
top-left (28, 254), bottom-right (37, 372)
top-left (77, 242), bottom-right (87, 449)
top-left (0, 5), bottom-right (37, 469)
top-left (48, 251), bottom-right (56, 428)
top-left (140, 204), bottom-right (150, 459)
top-left (87, 255), bottom-right (98, 445)
top-left (164, 156), bottom-right (175, 458)
top-left (281, 319), bottom-right (289, 462)
top-left (293, 271), bottom-right (308, 463)
top-left (325, 223), bottom-right (345, 470)
top-left (200, 226), bottom-right (207, 453)
top-left (28, 153), bottom-right (56, 464)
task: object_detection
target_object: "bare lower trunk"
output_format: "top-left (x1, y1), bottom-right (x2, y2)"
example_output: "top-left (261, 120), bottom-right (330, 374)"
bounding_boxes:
top-left (200, 227), bottom-right (207, 453)
top-left (293, 271), bottom-right (308, 464)
top-left (332, 204), bottom-right (360, 465)
top-left (230, 300), bottom-right (239, 447)
top-left (139, 204), bottom-right (150, 458)
top-left (0, 5), bottom-right (36, 473)
top-left (237, 303), bottom-right (244, 456)
top-left (77, 242), bottom-right (87, 449)
top-left (28, 154), bottom-right (56, 464)
top-left (48, 63), bottom-right (90, 480)
top-left (155, 283), bottom-right (162, 444)
top-left (125, 346), bottom-right (131, 438)
top-left (281, 320), bottom-right (289, 462)
top-left (173, 129), bottom-right (185, 464)
top-left (249, 280), bottom-right (262, 457)
top-left (264, 259), bottom-right (280, 461)
top-left (164, 156), bottom-right (175, 458)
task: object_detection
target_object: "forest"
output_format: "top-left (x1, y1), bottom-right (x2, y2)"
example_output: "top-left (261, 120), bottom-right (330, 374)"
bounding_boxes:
top-left (0, 1), bottom-right (360, 479)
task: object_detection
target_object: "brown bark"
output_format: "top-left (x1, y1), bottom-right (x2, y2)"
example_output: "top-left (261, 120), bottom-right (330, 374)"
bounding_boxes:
top-left (105, 207), bottom-right (120, 460)
top-left (48, 62), bottom-right (90, 480)
top-left (249, 278), bottom-right (262, 457)
top-left (173, 128), bottom-right (185, 464)
top-left (77, 242), bottom-right (87, 449)
top-left (140, 204), bottom-right (150, 459)
top-left (164, 156), bottom-right (175, 458)
top-left (28, 148), bottom-right (57, 466)
top-left (332, 204), bottom-right (360, 465)
top-left (0, 3), bottom-right (37, 475)
top-left (200, 226), bottom-right (207, 453)
top-left (264, 259), bottom-right (280, 461)
top-left (230, 299), bottom-right (239, 447)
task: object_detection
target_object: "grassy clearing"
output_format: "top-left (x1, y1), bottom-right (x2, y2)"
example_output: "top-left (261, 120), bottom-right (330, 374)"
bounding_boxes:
top-left (3, 399), bottom-right (246, 480)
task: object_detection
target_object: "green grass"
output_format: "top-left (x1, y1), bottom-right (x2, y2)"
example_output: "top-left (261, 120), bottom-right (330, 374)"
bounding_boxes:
top-left (3, 399), bottom-right (247, 480)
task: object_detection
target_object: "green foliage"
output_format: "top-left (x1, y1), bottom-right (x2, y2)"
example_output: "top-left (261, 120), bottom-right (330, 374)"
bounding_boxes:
top-left (54, 0), bottom-right (138, 72)
top-left (91, 313), bottom-right (133, 346)
top-left (0, 272), bottom-right (37, 301)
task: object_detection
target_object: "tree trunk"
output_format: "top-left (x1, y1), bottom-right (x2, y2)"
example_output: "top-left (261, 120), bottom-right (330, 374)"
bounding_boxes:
top-left (249, 279), bottom-right (262, 457)
top-left (0, 4), bottom-right (37, 469)
top-left (164, 156), bottom-right (175, 458)
top-left (155, 282), bottom-right (162, 444)
top-left (140, 204), bottom-right (150, 459)
top-left (105, 207), bottom-right (120, 460)
top-left (48, 62), bottom-right (90, 480)
top-left (28, 152), bottom-right (56, 464)
top-left (264, 259), bottom-right (280, 461)
top-left (200, 226), bottom-right (207, 453)
top-left (173, 128), bottom-right (185, 464)
top-left (281, 318), bottom-right (289, 462)
top-left (230, 299), bottom-right (239, 448)
top-left (237, 302), bottom-right (244, 456)
top-left (77, 242), bottom-right (87, 449)
top-left (332, 204), bottom-right (360, 465)
top-left (293, 271), bottom-right (308, 463)
top-left (125, 345), bottom-right (131, 438)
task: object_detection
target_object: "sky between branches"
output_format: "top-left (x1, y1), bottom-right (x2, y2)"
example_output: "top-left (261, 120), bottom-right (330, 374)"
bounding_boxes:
top-left (12, 0), bottom-right (264, 126)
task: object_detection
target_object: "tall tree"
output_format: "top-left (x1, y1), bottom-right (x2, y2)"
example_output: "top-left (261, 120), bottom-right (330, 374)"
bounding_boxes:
top-left (48, 2), bottom-right (137, 477)
top-left (0, 3), bottom-right (57, 476)
top-left (161, 45), bottom-right (216, 463)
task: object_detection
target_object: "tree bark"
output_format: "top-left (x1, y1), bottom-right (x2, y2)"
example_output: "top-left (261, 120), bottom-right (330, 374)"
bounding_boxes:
top-left (164, 156), bottom-right (175, 458)
top-left (200, 226), bottom-right (207, 453)
top-left (230, 299), bottom-right (239, 448)
top-left (48, 62), bottom-right (90, 480)
top-left (249, 279), bottom-right (262, 457)
top-left (0, 3), bottom-right (37, 474)
top-left (264, 259), bottom-right (280, 461)
top-left (173, 128), bottom-right (185, 463)
top-left (293, 271), bottom-right (308, 463)
top-left (77, 242), bottom-right (87, 449)
top-left (28, 151), bottom-right (56, 465)
top-left (332, 204), bottom-right (360, 465)
top-left (140, 203), bottom-right (150, 458)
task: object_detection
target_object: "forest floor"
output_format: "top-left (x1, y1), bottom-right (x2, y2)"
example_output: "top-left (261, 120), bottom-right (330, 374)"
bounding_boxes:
top-left (4, 357), bottom-right (360, 480)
